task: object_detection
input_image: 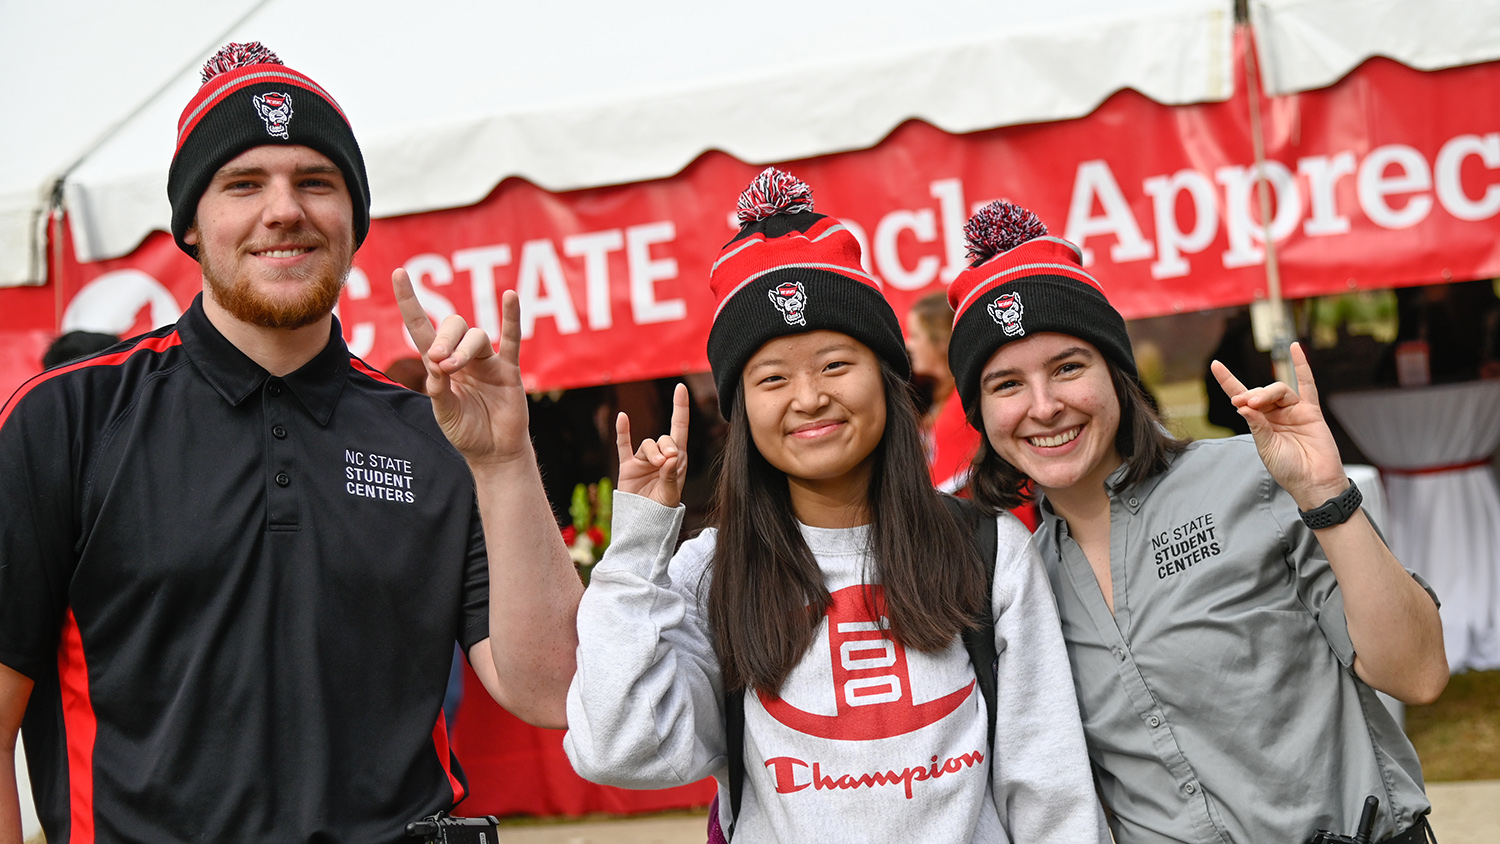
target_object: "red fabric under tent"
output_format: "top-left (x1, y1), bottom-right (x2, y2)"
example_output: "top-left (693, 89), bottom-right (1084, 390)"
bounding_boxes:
top-left (448, 663), bottom-right (715, 817)
top-left (5, 28), bottom-right (1500, 821)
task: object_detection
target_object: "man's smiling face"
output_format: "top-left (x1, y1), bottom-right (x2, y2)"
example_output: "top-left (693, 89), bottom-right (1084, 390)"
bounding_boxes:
top-left (186, 144), bottom-right (353, 330)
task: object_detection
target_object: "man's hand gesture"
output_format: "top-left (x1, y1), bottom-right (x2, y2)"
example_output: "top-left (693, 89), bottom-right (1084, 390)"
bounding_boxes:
top-left (617, 383), bottom-right (690, 508)
top-left (393, 268), bottom-right (530, 466)
top-left (1210, 342), bottom-right (1348, 511)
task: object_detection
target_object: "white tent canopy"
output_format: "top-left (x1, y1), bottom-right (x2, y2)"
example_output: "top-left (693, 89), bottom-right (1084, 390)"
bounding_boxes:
top-left (3, 0), bottom-right (1498, 287)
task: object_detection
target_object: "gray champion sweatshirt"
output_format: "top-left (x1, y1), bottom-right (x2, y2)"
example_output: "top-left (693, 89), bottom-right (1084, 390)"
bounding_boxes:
top-left (565, 492), bottom-right (1108, 843)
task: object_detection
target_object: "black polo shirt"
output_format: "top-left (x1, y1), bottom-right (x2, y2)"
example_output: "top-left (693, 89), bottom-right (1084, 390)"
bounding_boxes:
top-left (0, 296), bottom-right (490, 844)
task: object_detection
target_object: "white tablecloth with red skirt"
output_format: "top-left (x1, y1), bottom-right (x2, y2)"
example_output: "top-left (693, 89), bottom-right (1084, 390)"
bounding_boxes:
top-left (1330, 380), bottom-right (1500, 672)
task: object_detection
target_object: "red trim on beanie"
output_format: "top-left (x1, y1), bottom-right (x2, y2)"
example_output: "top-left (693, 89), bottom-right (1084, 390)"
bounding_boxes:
top-left (176, 65), bottom-right (350, 152)
top-left (947, 236), bottom-right (1105, 326)
top-left (709, 216), bottom-right (877, 318)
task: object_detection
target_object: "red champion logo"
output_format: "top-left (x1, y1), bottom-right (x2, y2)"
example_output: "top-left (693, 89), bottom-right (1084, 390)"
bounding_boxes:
top-left (758, 585), bottom-right (975, 741)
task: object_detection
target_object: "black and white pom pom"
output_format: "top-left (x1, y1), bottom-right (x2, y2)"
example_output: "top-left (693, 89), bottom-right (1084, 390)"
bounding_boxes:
top-left (964, 201), bottom-right (1047, 263)
top-left (201, 42), bottom-right (283, 83)
top-left (736, 167), bottom-right (815, 223)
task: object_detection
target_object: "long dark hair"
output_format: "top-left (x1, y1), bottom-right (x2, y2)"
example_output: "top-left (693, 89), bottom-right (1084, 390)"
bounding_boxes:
top-left (968, 356), bottom-right (1188, 513)
top-left (707, 359), bottom-right (989, 695)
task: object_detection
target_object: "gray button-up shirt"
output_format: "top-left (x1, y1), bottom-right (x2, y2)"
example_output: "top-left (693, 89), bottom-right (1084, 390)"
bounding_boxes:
top-left (1035, 436), bottom-right (1434, 844)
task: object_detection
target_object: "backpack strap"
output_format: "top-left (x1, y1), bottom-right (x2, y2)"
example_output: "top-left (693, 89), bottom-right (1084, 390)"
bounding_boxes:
top-left (943, 495), bottom-right (999, 755)
top-left (725, 686), bottom-right (746, 840)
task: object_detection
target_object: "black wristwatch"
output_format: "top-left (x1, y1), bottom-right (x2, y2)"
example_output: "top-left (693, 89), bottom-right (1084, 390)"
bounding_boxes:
top-left (1298, 480), bottom-right (1363, 530)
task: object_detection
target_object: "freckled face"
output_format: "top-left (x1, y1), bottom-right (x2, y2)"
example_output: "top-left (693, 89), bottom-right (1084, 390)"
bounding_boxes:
top-left (978, 332), bottom-right (1122, 494)
top-left (742, 331), bottom-right (887, 502)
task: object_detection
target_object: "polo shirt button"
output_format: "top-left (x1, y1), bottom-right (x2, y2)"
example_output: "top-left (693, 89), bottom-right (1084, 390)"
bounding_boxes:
top-left (1147, 714), bottom-right (1161, 727)
top-left (1184, 782), bottom-right (1197, 795)
top-left (275, 472), bottom-right (291, 487)
top-left (272, 425), bottom-right (287, 439)
top-left (267, 381), bottom-right (283, 397)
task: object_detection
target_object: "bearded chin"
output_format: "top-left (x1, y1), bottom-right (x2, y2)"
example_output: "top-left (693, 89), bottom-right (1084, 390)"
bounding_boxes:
top-left (203, 254), bottom-right (348, 331)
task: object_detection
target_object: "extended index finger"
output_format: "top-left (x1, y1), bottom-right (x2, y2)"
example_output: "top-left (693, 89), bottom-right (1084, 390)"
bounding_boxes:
top-left (615, 411), bottom-right (636, 469)
top-left (668, 383), bottom-right (690, 453)
top-left (1209, 359), bottom-right (1249, 401)
top-left (392, 268), bottom-right (437, 351)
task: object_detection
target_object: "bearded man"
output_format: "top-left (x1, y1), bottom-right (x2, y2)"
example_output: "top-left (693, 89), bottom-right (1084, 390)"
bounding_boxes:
top-left (0, 43), bottom-right (582, 844)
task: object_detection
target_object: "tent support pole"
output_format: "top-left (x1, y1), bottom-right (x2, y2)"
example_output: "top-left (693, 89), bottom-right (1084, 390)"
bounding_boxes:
top-left (1241, 20), bottom-right (1295, 388)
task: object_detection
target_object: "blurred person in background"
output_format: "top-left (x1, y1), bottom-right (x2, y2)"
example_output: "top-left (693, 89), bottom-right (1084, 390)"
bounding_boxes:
top-left (41, 331), bottom-right (119, 370)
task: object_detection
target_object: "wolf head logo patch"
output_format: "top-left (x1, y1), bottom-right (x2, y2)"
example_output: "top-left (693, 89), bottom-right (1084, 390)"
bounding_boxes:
top-left (252, 92), bottom-right (294, 138)
top-left (987, 291), bottom-right (1024, 337)
top-left (769, 281), bottom-right (808, 326)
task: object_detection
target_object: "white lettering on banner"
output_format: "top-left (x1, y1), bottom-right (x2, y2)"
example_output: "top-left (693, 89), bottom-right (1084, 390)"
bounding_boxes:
top-left (874, 208), bottom-right (940, 290)
top-left (1298, 153), bottom-right (1357, 236)
top-left (1216, 161), bottom-right (1302, 268)
top-left (402, 253), bottom-right (458, 353)
top-left (335, 267), bottom-right (375, 358)
top-left (1143, 169), bottom-right (1219, 280)
top-left (1064, 160), bottom-right (1154, 266)
top-left (929, 178), bottom-right (969, 283)
top-left (626, 222), bottom-right (685, 325)
top-left (452, 244), bottom-right (512, 340)
top-left (63, 269), bottom-right (181, 334)
top-left (564, 229), bottom-right (625, 330)
top-left (1435, 133), bottom-right (1500, 221)
top-left (517, 239), bottom-right (581, 338)
top-left (1358, 144), bottom-right (1433, 229)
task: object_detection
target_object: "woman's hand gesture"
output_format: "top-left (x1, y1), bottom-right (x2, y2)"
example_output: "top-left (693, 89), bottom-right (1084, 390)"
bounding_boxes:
top-left (1210, 342), bottom-right (1349, 511)
top-left (616, 383), bottom-right (691, 508)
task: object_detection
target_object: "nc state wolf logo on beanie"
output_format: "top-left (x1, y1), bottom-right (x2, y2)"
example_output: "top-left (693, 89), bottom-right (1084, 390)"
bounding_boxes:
top-left (946, 201), bottom-right (1137, 418)
top-left (705, 167), bottom-right (909, 417)
top-left (252, 91), bottom-right (293, 138)
top-left (167, 42), bottom-right (370, 258)
top-left (769, 281), bottom-right (808, 326)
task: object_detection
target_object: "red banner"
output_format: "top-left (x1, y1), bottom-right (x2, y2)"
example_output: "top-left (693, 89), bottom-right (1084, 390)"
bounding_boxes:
top-left (7, 51), bottom-right (1500, 401)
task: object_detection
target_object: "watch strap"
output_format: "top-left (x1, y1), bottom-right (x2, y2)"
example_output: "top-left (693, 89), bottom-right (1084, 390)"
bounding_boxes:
top-left (1298, 480), bottom-right (1363, 530)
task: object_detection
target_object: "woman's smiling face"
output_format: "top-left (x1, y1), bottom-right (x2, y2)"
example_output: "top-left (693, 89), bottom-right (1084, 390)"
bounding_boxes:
top-left (741, 330), bottom-right (887, 507)
top-left (978, 332), bottom-right (1123, 494)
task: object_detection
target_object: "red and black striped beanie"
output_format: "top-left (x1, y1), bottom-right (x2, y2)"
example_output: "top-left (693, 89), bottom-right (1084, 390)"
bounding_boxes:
top-left (167, 42), bottom-right (370, 258)
top-left (946, 201), bottom-right (1137, 418)
top-left (706, 168), bottom-right (909, 418)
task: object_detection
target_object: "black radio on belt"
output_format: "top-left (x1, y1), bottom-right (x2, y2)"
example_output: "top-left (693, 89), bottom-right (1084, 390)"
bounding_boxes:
top-left (405, 812), bottom-right (501, 844)
top-left (1307, 795), bottom-right (1379, 844)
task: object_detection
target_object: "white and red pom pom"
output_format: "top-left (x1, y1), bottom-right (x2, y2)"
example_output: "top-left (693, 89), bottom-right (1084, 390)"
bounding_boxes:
top-left (736, 167), bottom-right (814, 223)
top-left (964, 201), bottom-right (1047, 263)
top-left (201, 42), bottom-right (283, 83)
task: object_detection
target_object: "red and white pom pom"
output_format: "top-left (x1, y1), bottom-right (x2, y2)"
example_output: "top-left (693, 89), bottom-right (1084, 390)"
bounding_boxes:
top-left (736, 167), bottom-right (814, 223)
top-left (964, 201), bottom-right (1047, 263)
top-left (201, 42), bottom-right (283, 83)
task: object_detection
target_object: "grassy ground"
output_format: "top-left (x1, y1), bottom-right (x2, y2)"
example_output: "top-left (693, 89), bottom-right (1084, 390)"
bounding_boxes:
top-left (1406, 669), bottom-right (1500, 782)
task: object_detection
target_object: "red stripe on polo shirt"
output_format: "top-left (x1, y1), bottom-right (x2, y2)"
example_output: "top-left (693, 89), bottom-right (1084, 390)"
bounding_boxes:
top-left (0, 333), bottom-right (183, 429)
top-left (58, 609), bottom-right (97, 844)
top-left (350, 358), bottom-right (402, 387)
top-left (431, 712), bottom-right (466, 804)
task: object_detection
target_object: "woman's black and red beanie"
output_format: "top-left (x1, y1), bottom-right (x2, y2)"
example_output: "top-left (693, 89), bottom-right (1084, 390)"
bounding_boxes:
top-left (946, 202), bottom-right (1137, 418)
top-left (706, 168), bottom-right (909, 418)
top-left (167, 42), bottom-right (370, 257)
